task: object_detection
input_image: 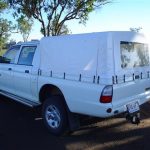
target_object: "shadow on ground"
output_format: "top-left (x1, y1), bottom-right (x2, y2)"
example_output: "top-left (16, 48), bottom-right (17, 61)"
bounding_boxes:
top-left (0, 95), bottom-right (150, 150)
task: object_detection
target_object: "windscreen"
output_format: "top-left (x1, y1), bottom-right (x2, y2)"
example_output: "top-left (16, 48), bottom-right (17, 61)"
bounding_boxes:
top-left (121, 41), bottom-right (149, 68)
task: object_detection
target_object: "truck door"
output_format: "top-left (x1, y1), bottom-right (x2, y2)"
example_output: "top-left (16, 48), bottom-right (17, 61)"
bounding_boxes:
top-left (0, 45), bottom-right (20, 94)
top-left (13, 46), bottom-right (37, 101)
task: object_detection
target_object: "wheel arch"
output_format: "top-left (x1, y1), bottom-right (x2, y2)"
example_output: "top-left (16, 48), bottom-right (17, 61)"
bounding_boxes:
top-left (39, 84), bottom-right (67, 105)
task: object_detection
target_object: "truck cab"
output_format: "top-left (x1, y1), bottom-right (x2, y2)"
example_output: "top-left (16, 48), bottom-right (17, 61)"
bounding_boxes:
top-left (0, 41), bottom-right (40, 106)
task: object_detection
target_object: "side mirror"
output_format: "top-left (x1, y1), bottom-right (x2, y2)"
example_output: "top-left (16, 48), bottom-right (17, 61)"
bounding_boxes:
top-left (0, 56), bottom-right (4, 63)
top-left (0, 56), bottom-right (11, 64)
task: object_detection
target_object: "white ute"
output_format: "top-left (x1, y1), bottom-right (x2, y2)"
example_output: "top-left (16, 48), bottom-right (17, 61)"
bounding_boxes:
top-left (0, 31), bottom-right (150, 135)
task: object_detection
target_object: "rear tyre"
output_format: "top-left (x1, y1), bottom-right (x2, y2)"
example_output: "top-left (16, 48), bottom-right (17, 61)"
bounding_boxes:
top-left (42, 95), bottom-right (68, 136)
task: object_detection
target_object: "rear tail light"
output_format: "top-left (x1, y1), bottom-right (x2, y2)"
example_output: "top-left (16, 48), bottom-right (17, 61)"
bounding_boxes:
top-left (100, 85), bottom-right (113, 103)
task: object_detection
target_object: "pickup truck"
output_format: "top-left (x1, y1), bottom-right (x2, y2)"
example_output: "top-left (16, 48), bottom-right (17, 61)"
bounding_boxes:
top-left (0, 31), bottom-right (150, 135)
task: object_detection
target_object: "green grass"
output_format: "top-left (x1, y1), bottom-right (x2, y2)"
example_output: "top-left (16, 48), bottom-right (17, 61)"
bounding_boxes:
top-left (0, 49), bottom-right (6, 56)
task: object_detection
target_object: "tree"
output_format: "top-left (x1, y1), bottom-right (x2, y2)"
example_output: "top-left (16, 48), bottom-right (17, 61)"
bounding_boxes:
top-left (130, 27), bottom-right (142, 33)
top-left (8, 0), bottom-right (110, 36)
top-left (17, 15), bottom-right (33, 42)
top-left (0, 1), bottom-right (11, 50)
top-left (0, 0), bottom-right (7, 13)
top-left (0, 18), bottom-right (14, 50)
top-left (0, 19), bottom-right (13, 50)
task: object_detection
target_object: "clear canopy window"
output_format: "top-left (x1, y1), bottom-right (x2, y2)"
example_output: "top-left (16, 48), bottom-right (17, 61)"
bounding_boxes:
top-left (120, 41), bottom-right (149, 68)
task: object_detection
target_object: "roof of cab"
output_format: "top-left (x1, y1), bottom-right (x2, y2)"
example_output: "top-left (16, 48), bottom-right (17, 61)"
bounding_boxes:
top-left (16, 40), bottom-right (40, 46)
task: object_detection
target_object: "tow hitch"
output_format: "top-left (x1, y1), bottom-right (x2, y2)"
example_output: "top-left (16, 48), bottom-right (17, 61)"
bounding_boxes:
top-left (125, 101), bottom-right (140, 125)
top-left (126, 111), bottom-right (140, 125)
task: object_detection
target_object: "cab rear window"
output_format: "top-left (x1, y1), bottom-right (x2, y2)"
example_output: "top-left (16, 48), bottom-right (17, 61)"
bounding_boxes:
top-left (18, 46), bottom-right (36, 66)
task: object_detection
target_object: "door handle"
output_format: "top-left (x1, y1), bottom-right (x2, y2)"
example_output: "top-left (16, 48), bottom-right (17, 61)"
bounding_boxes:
top-left (25, 70), bottom-right (29, 73)
top-left (8, 68), bottom-right (12, 71)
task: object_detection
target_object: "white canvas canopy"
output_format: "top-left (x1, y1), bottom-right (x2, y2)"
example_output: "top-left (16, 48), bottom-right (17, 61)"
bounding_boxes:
top-left (39, 31), bottom-right (149, 84)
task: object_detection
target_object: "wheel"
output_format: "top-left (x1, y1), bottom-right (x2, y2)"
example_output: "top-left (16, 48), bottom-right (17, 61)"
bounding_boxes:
top-left (42, 95), bottom-right (68, 136)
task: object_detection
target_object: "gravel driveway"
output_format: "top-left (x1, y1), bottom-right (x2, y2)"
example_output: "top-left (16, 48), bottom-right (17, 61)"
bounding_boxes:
top-left (0, 95), bottom-right (150, 150)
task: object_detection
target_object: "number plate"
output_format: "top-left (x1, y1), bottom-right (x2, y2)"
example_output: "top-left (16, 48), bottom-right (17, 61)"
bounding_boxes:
top-left (126, 101), bottom-right (139, 113)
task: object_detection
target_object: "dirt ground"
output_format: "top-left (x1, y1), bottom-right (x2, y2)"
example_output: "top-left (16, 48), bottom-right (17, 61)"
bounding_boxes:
top-left (0, 95), bottom-right (150, 150)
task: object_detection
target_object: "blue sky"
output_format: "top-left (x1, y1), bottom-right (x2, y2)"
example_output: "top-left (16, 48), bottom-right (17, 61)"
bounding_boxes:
top-left (4, 0), bottom-right (150, 42)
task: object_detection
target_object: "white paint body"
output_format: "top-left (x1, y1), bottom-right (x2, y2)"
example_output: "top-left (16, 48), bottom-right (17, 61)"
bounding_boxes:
top-left (0, 31), bottom-right (150, 118)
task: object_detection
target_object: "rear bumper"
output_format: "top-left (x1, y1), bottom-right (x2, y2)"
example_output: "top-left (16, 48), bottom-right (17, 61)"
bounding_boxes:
top-left (73, 91), bottom-right (150, 118)
top-left (110, 92), bottom-right (150, 117)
